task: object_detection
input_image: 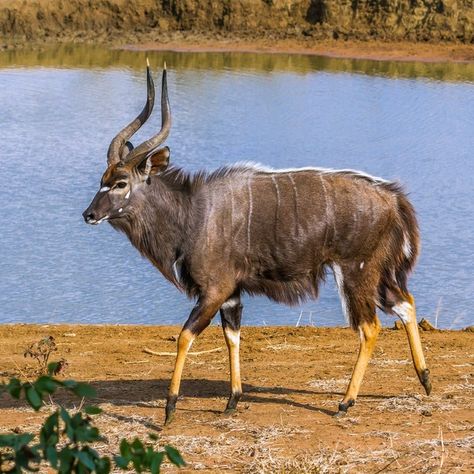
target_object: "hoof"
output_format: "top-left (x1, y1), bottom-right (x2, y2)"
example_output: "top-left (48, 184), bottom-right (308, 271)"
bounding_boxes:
top-left (164, 412), bottom-right (175, 426)
top-left (164, 395), bottom-right (177, 426)
top-left (223, 407), bottom-right (237, 416)
top-left (335, 399), bottom-right (355, 417)
top-left (421, 369), bottom-right (432, 396)
top-left (225, 392), bottom-right (242, 413)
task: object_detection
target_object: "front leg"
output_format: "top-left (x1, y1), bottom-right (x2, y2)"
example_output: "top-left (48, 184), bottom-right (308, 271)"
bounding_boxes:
top-left (165, 292), bottom-right (230, 425)
top-left (219, 292), bottom-right (243, 413)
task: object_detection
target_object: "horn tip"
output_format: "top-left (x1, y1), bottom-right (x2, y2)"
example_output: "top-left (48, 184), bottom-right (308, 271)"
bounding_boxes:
top-left (146, 57), bottom-right (150, 68)
top-left (163, 61), bottom-right (167, 70)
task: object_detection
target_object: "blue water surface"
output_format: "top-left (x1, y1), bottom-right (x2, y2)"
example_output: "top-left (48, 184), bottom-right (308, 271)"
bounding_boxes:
top-left (0, 49), bottom-right (473, 328)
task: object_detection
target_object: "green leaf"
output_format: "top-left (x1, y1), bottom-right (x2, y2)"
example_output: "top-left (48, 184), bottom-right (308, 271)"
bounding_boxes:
top-left (84, 405), bottom-right (102, 415)
top-left (114, 455), bottom-right (129, 469)
top-left (119, 439), bottom-right (131, 458)
top-left (59, 407), bottom-right (71, 424)
top-left (151, 452), bottom-right (165, 474)
top-left (7, 378), bottom-right (22, 399)
top-left (35, 376), bottom-right (59, 394)
top-left (72, 383), bottom-right (96, 398)
top-left (75, 450), bottom-right (96, 470)
top-left (131, 438), bottom-right (144, 452)
top-left (0, 433), bottom-right (17, 447)
top-left (0, 433), bottom-right (34, 449)
top-left (47, 362), bottom-right (60, 376)
top-left (58, 448), bottom-right (74, 474)
top-left (25, 386), bottom-right (43, 410)
top-left (74, 424), bottom-right (101, 443)
top-left (95, 456), bottom-right (111, 474)
top-left (62, 379), bottom-right (96, 398)
top-left (40, 412), bottom-right (59, 446)
top-left (165, 445), bottom-right (185, 467)
top-left (46, 445), bottom-right (58, 468)
top-left (132, 457), bottom-right (142, 473)
top-left (144, 446), bottom-right (154, 465)
top-left (16, 433), bottom-right (35, 449)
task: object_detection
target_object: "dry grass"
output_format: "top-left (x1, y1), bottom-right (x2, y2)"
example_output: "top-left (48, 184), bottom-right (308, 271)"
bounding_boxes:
top-left (264, 339), bottom-right (310, 353)
top-left (90, 406), bottom-right (471, 473)
top-left (308, 377), bottom-right (350, 392)
top-left (3, 399), bottom-right (472, 473)
top-left (370, 358), bottom-right (411, 368)
top-left (376, 394), bottom-right (456, 414)
top-left (91, 409), bottom-right (318, 472)
top-left (243, 448), bottom-right (345, 474)
top-left (446, 374), bottom-right (474, 392)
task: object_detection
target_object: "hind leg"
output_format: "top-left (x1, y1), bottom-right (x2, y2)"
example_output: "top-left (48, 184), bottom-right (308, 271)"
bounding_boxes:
top-left (392, 293), bottom-right (431, 395)
top-left (333, 264), bottom-right (381, 415)
top-left (338, 317), bottom-right (381, 414)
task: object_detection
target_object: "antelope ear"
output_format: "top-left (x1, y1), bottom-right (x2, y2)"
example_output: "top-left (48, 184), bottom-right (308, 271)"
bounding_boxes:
top-left (142, 147), bottom-right (170, 176)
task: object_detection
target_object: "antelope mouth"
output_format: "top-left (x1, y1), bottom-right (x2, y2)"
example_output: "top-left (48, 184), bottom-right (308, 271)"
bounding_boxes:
top-left (86, 215), bottom-right (110, 225)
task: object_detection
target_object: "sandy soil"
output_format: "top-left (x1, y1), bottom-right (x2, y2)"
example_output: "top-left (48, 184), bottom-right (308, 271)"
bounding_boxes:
top-left (125, 38), bottom-right (474, 64)
top-left (0, 324), bottom-right (472, 472)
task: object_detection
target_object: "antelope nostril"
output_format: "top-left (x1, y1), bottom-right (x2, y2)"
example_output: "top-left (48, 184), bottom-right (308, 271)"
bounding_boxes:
top-left (83, 211), bottom-right (95, 222)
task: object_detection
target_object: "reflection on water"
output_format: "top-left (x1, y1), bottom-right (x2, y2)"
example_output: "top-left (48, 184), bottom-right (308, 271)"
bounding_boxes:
top-left (0, 46), bottom-right (473, 328)
top-left (1, 44), bottom-right (474, 82)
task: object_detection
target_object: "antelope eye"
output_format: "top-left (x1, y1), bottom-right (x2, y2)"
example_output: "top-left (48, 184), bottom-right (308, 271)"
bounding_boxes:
top-left (116, 182), bottom-right (127, 189)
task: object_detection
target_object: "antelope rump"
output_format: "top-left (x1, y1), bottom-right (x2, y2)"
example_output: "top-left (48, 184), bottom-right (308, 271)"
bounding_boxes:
top-left (83, 63), bottom-right (431, 425)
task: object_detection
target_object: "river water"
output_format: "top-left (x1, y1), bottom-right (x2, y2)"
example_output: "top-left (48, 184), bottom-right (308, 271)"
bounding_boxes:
top-left (0, 46), bottom-right (472, 328)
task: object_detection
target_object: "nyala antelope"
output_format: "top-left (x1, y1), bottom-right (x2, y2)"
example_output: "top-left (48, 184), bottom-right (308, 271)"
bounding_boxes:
top-left (83, 62), bottom-right (431, 425)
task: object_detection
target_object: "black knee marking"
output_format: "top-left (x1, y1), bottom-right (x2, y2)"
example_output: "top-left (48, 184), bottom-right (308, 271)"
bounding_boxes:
top-left (220, 295), bottom-right (243, 332)
top-left (165, 394), bottom-right (178, 425)
top-left (421, 368), bottom-right (432, 395)
top-left (337, 399), bottom-right (355, 415)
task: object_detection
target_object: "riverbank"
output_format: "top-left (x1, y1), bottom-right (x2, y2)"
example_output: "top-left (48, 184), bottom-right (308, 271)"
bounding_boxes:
top-left (2, 33), bottom-right (474, 64)
top-left (1, 324), bottom-right (472, 472)
top-left (124, 37), bottom-right (474, 63)
top-left (1, 1), bottom-right (474, 64)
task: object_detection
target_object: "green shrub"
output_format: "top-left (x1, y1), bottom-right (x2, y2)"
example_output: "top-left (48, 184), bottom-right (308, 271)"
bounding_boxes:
top-left (0, 362), bottom-right (184, 473)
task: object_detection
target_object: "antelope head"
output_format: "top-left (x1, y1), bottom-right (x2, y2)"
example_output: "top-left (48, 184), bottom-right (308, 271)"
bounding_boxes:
top-left (83, 61), bottom-right (171, 225)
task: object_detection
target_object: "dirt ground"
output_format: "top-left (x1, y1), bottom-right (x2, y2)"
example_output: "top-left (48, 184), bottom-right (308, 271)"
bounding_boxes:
top-left (0, 324), bottom-right (472, 472)
top-left (125, 38), bottom-right (474, 63)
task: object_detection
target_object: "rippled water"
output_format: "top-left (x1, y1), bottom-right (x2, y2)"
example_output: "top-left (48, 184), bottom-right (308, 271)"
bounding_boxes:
top-left (0, 46), bottom-right (473, 328)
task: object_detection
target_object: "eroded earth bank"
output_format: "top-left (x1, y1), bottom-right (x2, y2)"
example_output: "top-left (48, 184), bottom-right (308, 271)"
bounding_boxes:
top-left (1, 1), bottom-right (473, 61)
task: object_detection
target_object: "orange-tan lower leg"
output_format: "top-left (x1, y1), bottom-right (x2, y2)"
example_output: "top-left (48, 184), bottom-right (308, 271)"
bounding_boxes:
top-left (223, 327), bottom-right (242, 411)
top-left (338, 317), bottom-right (381, 414)
top-left (165, 295), bottom-right (227, 425)
top-left (393, 294), bottom-right (431, 395)
top-left (168, 329), bottom-right (195, 398)
top-left (165, 328), bottom-right (195, 425)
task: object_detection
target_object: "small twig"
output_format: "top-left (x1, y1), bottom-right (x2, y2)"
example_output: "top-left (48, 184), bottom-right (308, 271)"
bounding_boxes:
top-left (47, 394), bottom-right (55, 407)
top-left (434, 297), bottom-right (443, 329)
top-left (9, 357), bottom-right (34, 385)
top-left (373, 451), bottom-right (409, 474)
top-left (124, 360), bottom-right (150, 364)
top-left (77, 396), bottom-right (86, 412)
top-left (437, 425), bottom-right (445, 474)
top-left (143, 347), bottom-right (222, 356)
top-left (295, 311), bottom-right (303, 327)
